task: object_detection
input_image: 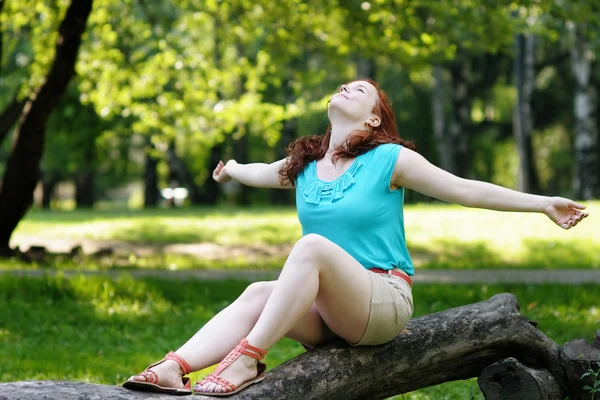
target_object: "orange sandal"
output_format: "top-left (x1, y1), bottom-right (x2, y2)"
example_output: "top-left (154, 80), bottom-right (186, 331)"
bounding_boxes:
top-left (122, 351), bottom-right (193, 395)
top-left (193, 338), bottom-right (268, 396)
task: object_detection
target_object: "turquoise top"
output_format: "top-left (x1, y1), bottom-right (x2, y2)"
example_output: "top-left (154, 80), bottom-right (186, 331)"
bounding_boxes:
top-left (296, 143), bottom-right (414, 276)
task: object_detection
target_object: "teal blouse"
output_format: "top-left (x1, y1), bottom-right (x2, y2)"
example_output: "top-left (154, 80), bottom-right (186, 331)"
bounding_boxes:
top-left (296, 143), bottom-right (415, 276)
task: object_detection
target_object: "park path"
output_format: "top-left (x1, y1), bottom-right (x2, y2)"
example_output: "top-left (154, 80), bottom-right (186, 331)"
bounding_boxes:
top-left (5, 236), bottom-right (600, 283)
top-left (3, 268), bottom-right (600, 284)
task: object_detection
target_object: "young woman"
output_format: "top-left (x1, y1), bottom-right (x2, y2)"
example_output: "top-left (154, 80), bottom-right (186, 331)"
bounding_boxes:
top-left (123, 79), bottom-right (588, 396)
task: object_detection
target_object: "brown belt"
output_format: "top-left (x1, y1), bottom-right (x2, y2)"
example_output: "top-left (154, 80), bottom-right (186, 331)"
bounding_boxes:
top-left (368, 268), bottom-right (413, 288)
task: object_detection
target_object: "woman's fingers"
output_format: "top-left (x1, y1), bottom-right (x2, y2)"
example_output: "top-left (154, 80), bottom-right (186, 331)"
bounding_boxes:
top-left (568, 201), bottom-right (586, 210)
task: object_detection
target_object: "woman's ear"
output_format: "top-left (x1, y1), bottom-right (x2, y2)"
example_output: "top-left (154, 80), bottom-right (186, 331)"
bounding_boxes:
top-left (368, 116), bottom-right (381, 127)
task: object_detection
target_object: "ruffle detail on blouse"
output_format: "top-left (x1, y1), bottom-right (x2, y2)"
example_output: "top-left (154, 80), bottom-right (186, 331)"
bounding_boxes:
top-left (301, 161), bottom-right (362, 204)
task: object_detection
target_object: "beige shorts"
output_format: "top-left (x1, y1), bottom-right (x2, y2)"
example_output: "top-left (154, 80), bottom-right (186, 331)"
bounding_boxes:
top-left (349, 269), bottom-right (414, 346)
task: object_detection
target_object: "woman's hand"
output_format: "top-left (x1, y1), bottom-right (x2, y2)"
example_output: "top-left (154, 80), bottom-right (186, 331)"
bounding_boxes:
top-left (212, 160), bottom-right (236, 183)
top-left (543, 197), bottom-right (589, 229)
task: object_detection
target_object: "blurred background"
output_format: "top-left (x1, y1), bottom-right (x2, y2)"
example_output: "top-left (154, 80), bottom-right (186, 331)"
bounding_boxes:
top-left (1, 1), bottom-right (599, 398)
top-left (2, 0), bottom-right (599, 215)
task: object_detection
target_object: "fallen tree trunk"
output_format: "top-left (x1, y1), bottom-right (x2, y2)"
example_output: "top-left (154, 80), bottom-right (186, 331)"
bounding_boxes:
top-left (0, 294), bottom-right (598, 399)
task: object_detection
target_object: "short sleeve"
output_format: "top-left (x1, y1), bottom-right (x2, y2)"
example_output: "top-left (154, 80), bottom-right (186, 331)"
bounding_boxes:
top-left (361, 143), bottom-right (402, 191)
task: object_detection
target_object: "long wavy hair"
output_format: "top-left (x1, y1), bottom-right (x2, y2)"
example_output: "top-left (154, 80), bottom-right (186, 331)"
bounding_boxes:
top-left (279, 79), bottom-right (417, 186)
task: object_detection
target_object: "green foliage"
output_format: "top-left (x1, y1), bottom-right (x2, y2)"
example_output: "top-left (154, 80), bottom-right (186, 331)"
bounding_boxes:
top-left (2, 0), bottom-right (600, 205)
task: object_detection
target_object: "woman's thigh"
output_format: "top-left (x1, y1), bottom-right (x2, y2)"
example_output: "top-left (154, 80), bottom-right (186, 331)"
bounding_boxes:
top-left (292, 234), bottom-right (372, 345)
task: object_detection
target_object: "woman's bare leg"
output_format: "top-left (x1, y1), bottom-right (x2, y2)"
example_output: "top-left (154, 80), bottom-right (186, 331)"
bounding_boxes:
top-left (127, 281), bottom-right (328, 388)
top-left (196, 234), bottom-right (372, 393)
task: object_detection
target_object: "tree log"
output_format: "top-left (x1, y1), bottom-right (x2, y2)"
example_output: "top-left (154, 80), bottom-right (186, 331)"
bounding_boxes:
top-left (559, 331), bottom-right (600, 400)
top-left (479, 357), bottom-right (562, 399)
top-left (1, 293), bottom-right (598, 400)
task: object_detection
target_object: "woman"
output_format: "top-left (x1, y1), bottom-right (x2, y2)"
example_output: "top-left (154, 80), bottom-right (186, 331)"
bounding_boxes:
top-left (123, 79), bottom-right (588, 396)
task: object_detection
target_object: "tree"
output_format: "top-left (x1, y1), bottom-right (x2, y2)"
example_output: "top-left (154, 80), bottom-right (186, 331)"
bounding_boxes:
top-left (0, 0), bottom-right (94, 252)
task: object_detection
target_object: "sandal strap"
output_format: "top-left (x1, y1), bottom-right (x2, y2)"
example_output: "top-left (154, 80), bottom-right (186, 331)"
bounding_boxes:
top-left (139, 370), bottom-right (158, 384)
top-left (205, 374), bottom-right (237, 391)
top-left (165, 351), bottom-right (192, 375)
top-left (212, 338), bottom-right (268, 376)
top-left (239, 339), bottom-right (268, 360)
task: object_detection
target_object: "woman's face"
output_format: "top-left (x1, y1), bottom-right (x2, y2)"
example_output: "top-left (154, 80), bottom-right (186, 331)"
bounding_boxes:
top-left (329, 80), bottom-right (379, 123)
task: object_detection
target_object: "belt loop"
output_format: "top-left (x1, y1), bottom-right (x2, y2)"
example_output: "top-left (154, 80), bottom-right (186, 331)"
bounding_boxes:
top-left (387, 270), bottom-right (392, 276)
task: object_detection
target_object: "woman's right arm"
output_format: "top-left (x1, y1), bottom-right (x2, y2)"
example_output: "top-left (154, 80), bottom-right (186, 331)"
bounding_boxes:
top-left (213, 158), bottom-right (293, 189)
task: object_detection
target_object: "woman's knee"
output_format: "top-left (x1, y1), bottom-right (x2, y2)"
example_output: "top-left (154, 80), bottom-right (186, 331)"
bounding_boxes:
top-left (291, 234), bottom-right (332, 263)
top-left (239, 281), bottom-right (275, 303)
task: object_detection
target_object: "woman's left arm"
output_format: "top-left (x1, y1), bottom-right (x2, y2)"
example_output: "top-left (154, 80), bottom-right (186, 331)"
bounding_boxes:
top-left (393, 147), bottom-right (589, 229)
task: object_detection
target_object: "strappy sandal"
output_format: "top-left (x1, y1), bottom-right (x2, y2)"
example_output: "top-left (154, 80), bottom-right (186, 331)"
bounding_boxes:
top-left (193, 338), bottom-right (268, 396)
top-left (122, 351), bottom-right (193, 395)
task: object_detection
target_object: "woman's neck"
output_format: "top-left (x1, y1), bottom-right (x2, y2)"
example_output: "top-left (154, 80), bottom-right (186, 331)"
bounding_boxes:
top-left (329, 121), bottom-right (365, 150)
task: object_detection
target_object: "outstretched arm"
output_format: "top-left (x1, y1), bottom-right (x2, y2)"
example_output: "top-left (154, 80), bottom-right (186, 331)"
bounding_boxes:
top-left (392, 147), bottom-right (589, 229)
top-left (213, 158), bottom-right (293, 189)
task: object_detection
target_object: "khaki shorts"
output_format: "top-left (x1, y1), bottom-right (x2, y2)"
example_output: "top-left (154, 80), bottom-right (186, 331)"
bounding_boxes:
top-left (348, 269), bottom-right (414, 346)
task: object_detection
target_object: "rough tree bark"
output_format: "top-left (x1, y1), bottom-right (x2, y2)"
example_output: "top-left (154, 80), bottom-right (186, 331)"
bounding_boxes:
top-left (570, 24), bottom-right (599, 199)
top-left (2, 294), bottom-right (596, 400)
top-left (0, 0), bottom-right (93, 253)
top-left (514, 33), bottom-right (541, 194)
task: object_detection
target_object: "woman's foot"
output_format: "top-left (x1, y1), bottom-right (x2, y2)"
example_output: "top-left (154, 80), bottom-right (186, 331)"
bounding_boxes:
top-left (128, 359), bottom-right (185, 389)
top-left (194, 354), bottom-right (259, 393)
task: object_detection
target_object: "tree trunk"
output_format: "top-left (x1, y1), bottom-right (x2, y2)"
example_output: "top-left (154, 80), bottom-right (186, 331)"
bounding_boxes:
top-left (270, 118), bottom-right (295, 205)
top-left (74, 171), bottom-right (95, 208)
top-left (166, 142), bottom-right (203, 204)
top-left (0, 0), bottom-right (3, 68)
top-left (436, 59), bottom-right (472, 178)
top-left (198, 143), bottom-right (222, 205)
top-left (570, 25), bottom-right (599, 199)
top-left (41, 174), bottom-right (58, 210)
top-left (0, 93), bottom-right (26, 146)
top-left (230, 293), bottom-right (575, 399)
top-left (233, 128), bottom-right (251, 205)
top-left (143, 139), bottom-right (160, 208)
top-left (271, 79), bottom-right (296, 205)
top-left (0, 0), bottom-right (93, 251)
top-left (514, 33), bottom-right (541, 193)
top-left (432, 65), bottom-right (450, 170)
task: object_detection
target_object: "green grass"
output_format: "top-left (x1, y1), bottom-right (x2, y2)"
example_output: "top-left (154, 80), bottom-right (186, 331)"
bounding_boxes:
top-left (1, 274), bottom-right (598, 399)
top-left (10, 201), bottom-right (600, 270)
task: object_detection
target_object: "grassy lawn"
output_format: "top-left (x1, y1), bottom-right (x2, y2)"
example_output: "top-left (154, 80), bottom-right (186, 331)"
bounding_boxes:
top-left (9, 201), bottom-right (600, 270)
top-left (1, 273), bottom-right (598, 399)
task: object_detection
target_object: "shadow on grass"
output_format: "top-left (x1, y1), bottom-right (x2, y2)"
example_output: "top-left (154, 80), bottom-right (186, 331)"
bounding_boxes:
top-left (409, 238), bottom-right (600, 270)
top-left (0, 274), bottom-right (298, 385)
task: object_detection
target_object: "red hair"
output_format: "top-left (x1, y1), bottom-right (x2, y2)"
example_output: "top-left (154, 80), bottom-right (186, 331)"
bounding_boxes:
top-left (279, 79), bottom-right (417, 186)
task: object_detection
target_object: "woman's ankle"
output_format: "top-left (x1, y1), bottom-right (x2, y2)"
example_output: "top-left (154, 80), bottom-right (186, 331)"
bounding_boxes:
top-left (162, 359), bottom-right (184, 375)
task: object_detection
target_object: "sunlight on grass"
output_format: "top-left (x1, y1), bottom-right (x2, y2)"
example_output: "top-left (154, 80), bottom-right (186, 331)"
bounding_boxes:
top-left (10, 201), bottom-right (600, 270)
top-left (1, 274), bottom-right (598, 399)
